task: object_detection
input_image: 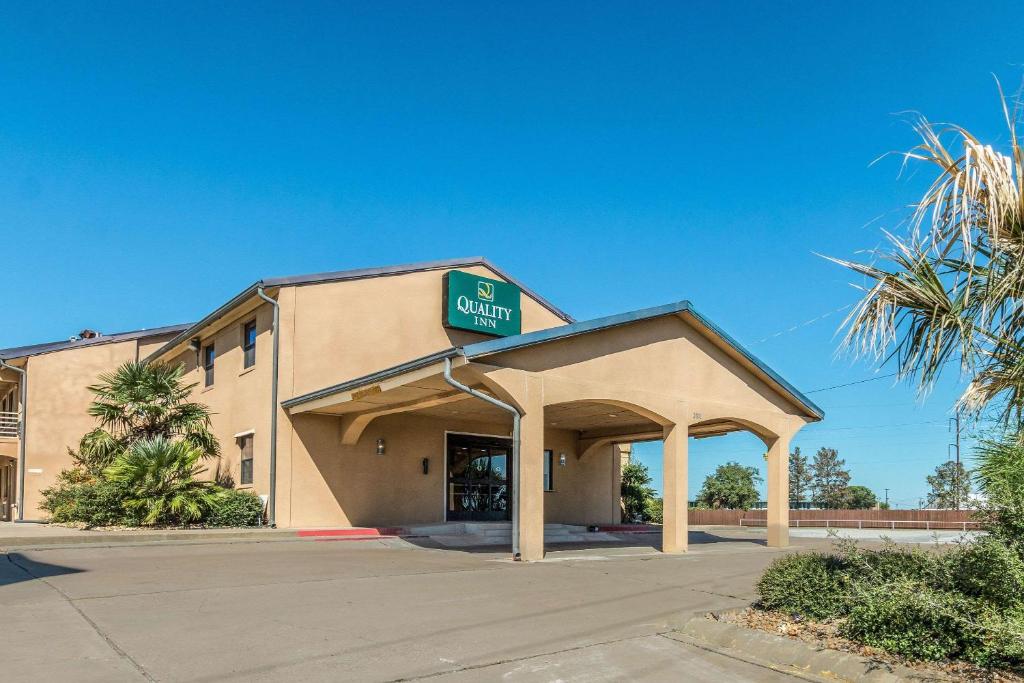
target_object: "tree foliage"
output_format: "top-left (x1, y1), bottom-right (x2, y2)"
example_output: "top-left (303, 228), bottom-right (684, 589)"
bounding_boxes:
top-left (811, 447), bottom-right (851, 508)
top-left (789, 446), bottom-right (813, 504)
top-left (842, 484), bottom-right (878, 509)
top-left (696, 461), bottom-right (761, 510)
top-left (829, 83), bottom-right (1024, 426)
top-left (621, 461), bottom-right (657, 522)
top-left (926, 460), bottom-right (972, 509)
top-left (41, 362), bottom-right (260, 528)
top-left (973, 435), bottom-right (1024, 552)
top-left (75, 361), bottom-right (218, 475)
top-left (104, 437), bottom-right (222, 525)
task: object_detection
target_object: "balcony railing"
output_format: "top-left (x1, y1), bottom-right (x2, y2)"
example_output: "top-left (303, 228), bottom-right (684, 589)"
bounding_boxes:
top-left (0, 411), bottom-right (19, 438)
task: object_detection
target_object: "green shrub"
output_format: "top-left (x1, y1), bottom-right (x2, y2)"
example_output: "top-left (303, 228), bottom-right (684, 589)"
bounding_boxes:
top-left (206, 489), bottom-right (264, 527)
top-left (843, 581), bottom-right (1024, 666)
top-left (842, 580), bottom-right (981, 662)
top-left (935, 537), bottom-right (1024, 610)
top-left (853, 542), bottom-right (934, 583)
top-left (756, 552), bottom-right (851, 619)
top-left (644, 497), bottom-right (663, 524)
top-left (40, 470), bottom-right (141, 527)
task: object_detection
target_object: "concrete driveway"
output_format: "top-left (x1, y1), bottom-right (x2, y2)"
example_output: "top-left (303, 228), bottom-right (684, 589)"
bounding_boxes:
top-left (3, 530), bottom-right (828, 682)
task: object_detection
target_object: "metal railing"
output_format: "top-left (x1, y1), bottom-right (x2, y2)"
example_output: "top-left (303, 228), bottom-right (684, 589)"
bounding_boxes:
top-left (740, 518), bottom-right (981, 531)
top-left (0, 411), bottom-right (19, 438)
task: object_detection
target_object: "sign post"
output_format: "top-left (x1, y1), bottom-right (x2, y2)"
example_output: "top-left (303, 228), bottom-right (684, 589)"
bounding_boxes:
top-left (443, 271), bottom-right (522, 337)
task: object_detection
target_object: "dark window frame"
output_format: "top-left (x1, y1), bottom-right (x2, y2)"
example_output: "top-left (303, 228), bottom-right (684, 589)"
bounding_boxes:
top-left (203, 344), bottom-right (215, 387)
top-left (239, 433), bottom-right (254, 485)
top-left (543, 449), bottom-right (554, 492)
top-left (242, 320), bottom-right (257, 369)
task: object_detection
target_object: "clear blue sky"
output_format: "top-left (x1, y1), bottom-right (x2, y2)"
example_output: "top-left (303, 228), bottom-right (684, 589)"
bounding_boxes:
top-left (1, 2), bottom-right (1020, 508)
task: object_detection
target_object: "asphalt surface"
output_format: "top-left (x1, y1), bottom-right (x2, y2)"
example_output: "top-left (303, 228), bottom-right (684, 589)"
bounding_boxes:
top-left (2, 529), bottom-right (841, 682)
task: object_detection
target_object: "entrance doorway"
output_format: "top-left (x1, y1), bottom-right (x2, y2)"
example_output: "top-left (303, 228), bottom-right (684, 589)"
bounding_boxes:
top-left (446, 434), bottom-right (512, 522)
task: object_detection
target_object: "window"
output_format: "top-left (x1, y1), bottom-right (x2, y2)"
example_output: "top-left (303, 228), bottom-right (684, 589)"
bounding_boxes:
top-left (203, 344), bottom-right (215, 387)
top-left (239, 434), bottom-right (254, 485)
top-left (242, 320), bottom-right (257, 369)
top-left (543, 449), bottom-right (554, 491)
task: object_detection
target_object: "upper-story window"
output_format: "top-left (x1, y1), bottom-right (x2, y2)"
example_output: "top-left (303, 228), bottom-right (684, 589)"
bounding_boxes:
top-left (242, 320), bottom-right (257, 369)
top-left (203, 344), bottom-right (215, 387)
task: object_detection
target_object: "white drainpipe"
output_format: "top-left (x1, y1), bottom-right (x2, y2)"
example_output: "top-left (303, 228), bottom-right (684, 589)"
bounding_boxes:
top-left (442, 356), bottom-right (523, 560)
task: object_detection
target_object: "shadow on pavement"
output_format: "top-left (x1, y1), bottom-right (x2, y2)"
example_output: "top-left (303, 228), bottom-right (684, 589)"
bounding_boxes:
top-left (396, 528), bottom-right (768, 555)
top-left (0, 552), bottom-right (84, 587)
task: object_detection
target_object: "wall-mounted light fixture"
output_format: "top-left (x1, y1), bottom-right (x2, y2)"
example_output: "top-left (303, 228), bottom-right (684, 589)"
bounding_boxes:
top-left (376, 438), bottom-right (386, 456)
top-left (559, 453), bottom-right (566, 467)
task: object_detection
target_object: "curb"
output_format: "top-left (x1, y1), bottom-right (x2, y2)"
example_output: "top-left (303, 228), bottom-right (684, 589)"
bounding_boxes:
top-left (0, 527), bottom-right (299, 549)
top-left (674, 616), bottom-right (948, 682)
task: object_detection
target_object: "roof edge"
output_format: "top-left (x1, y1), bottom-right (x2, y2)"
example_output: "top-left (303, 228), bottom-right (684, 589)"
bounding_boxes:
top-left (461, 300), bottom-right (823, 420)
top-left (281, 348), bottom-right (460, 409)
top-left (145, 257), bottom-right (574, 364)
top-left (0, 323), bottom-right (193, 362)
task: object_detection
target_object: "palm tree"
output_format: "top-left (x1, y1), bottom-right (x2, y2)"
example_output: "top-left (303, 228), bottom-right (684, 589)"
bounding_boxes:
top-left (972, 435), bottom-right (1024, 551)
top-left (75, 361), bottom-right (219, 474)
top-left (829, 83), bottom-right (1024, 426)
top-left (104, 437), bottom-right (222, 526)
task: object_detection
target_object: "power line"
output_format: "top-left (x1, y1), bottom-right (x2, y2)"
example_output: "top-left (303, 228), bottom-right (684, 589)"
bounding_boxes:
top-left (751, 303), bottom-right (853, 346)
top-left (805, 357), bottom-right (962, 395)
top-left (805, 371), bottom-right (901, 394)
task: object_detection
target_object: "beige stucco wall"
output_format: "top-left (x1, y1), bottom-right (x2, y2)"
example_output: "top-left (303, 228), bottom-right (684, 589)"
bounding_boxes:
top-left (286, 411), bottom-right (621, 528)
top-left (483, 314), bottom-right (809, 428)
top-left (161, 264), bottom-right (571, 528)
top-left (20, 339), bottom-right (155, 517)
top-left (165, 304), bottom-right (276, 496)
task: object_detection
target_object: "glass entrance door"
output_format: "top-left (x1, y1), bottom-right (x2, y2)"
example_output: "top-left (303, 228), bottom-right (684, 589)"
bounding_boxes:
top-left (446, 434), bottom-right (512, 522)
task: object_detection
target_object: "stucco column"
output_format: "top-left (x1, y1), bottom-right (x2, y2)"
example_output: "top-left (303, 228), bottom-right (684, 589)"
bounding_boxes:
top-left (517, 374), bottom-right (545, 562)
top-left (662, 418), bottom-right (688, 554)
top-left (766, 434), bottom-right (791, 547)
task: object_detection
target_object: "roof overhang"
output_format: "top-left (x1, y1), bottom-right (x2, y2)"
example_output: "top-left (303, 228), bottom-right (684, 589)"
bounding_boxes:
top-left (282, 300), bottom-right (824, 422)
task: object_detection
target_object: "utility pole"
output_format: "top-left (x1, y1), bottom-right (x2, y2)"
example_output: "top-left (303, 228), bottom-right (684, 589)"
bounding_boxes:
top-left (949, 411), bottom-right (962, 510)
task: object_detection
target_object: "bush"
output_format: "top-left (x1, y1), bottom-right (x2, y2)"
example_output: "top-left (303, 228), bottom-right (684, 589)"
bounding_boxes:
top-left (644, 497), bottom-right (663, 524)
top-left (756, 552), bottom-right (851, 620)
top-left (843, 581), bottom-right (1024, 666)
top-left (842, 580), bottom-right (981, 662)
top-left (934, 537), bottom-right (1024, 610)
top-left (40, 470), bottom-right (141, 527)
top-left (206, 489), bottom-right (264, 527)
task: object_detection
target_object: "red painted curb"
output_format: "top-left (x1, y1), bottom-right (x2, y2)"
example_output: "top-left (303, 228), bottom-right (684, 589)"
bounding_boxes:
top-left (296, 527), bottom-right (409, 538)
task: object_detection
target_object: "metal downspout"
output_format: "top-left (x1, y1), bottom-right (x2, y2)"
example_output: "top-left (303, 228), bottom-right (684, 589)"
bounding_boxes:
top-left (442, 356), bottom-right (523, 560)
top-left (256, 286), bottom-right (280, 528)
top-left (0, 359), bottom-right (27, 522)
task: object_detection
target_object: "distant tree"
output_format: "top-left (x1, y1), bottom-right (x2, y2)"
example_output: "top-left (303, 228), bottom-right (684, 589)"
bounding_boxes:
top-left (811, 447), bottom-right (851, 509)
top-left (644, 497), bottom-right (663, 524)
top-left (926, 460), bottom-right (972, 509)
top-left (788, 447), bottom-right (813, 505)
top-left (842, 485), bottom-right (878, 509)
top-left (696, 461), bottom-right (762, 510)
top-left (621, 461), bottom-right (657, 522)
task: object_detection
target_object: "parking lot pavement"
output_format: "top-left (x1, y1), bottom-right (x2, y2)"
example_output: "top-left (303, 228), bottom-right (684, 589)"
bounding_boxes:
top-left (2, 531), bottom-right (827, 682)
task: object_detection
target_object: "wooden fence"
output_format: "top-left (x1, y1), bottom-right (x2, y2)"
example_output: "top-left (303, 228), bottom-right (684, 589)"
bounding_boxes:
top-left (688, 508), bottom-right (981, 530)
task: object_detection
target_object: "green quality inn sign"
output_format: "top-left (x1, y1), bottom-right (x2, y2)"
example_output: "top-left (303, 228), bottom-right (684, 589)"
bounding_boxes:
top-left (443, 271), bottom-right (522, 337)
